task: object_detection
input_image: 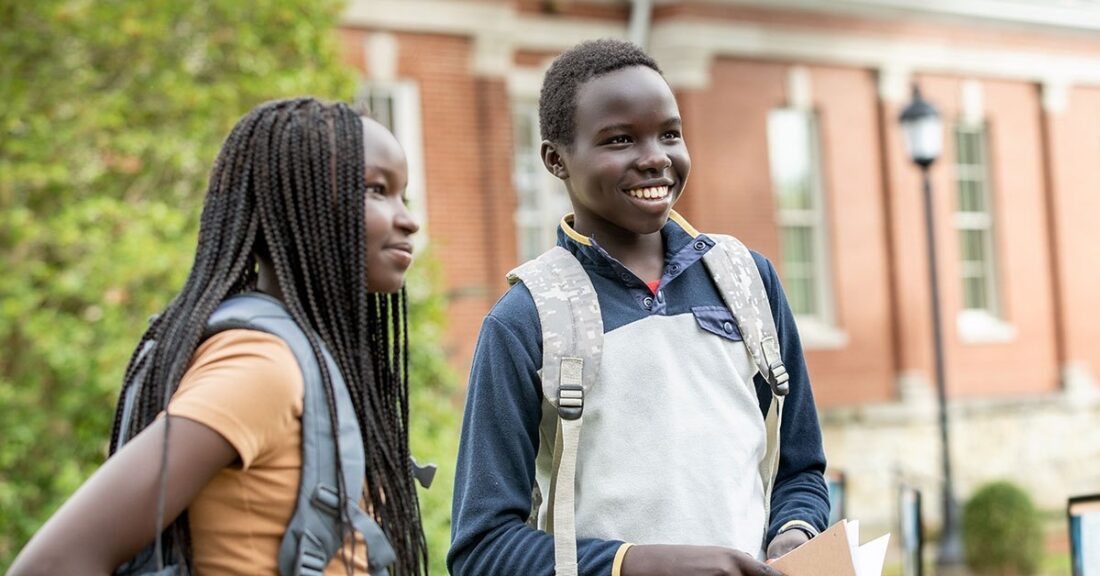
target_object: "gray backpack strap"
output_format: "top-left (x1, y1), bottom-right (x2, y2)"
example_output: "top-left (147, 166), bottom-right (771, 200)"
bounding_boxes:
top-left (203, 293), bottom-right (395, 576)
top-left (507, 247), bottom-right (603, 576)
top-left (116, 340), bottom-right (156, 447)
top-left (701, 234), bottom-right (788, 538)
top-left (702, 235), bottom-right (789, 397)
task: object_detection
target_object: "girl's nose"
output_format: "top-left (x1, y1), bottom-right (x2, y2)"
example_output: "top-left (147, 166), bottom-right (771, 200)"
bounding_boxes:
top-left (395, 199), bottom-right (420, 235)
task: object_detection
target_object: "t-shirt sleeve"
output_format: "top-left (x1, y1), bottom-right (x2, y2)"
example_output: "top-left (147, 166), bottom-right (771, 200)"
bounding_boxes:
top-left (168, 329), bottom-right (303, 469)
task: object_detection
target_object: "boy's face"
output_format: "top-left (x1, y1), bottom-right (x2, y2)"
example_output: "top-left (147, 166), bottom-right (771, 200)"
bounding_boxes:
top-left (544, 65), bottom-right (690, 239)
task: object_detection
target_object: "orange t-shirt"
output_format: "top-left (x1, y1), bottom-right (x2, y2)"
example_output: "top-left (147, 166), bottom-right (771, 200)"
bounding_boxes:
top-left (168, 329), bottom-right (370, 575)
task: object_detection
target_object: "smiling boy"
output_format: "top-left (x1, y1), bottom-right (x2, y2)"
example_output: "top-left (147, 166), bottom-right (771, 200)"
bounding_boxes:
top-left (448, 39), bottom-right (830, 576)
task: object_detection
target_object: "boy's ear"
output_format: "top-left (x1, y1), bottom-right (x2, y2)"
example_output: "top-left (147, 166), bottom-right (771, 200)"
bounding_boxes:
top-left (541, 141), bottom-right (569, 180)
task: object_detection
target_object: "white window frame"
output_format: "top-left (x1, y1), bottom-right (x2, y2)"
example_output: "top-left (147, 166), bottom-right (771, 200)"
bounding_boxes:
top-left (767, 108), bottom-right (846, 349)
top-left (952, 120), bottom-right (1015, 343)
top-left (511, 101), bottom-right (570, 264)
top-left (355, 80), bottom-right (429, 242)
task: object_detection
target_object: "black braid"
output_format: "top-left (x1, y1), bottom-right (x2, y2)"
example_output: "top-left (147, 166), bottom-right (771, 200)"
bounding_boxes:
top-left (108, 98), bottom-right (427, 574)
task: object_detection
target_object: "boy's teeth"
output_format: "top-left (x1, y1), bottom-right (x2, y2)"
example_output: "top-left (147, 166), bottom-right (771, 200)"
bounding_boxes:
top-left (629, 186), bottom-right (669, 199)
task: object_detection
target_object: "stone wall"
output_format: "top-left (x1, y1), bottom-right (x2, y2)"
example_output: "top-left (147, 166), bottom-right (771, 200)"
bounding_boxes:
top-left (820, 377), bottom-right (1100, 542)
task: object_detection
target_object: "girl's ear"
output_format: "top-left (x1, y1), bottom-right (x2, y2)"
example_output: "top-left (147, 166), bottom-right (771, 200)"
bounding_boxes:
top-left (541, 141), bottom-right (569, 180)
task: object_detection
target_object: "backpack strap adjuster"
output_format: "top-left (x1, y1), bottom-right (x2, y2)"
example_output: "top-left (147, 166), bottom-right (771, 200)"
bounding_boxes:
top-left (760, 336), bottom-right (790, 397)
top-left (558, 384), bottom-right (584, 420)
top-left (558, 356), bottom-right (585, 420)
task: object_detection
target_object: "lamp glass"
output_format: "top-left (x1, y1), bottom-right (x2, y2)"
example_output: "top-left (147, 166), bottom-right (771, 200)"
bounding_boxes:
top-left (901, 114), bottom-right (943, 166)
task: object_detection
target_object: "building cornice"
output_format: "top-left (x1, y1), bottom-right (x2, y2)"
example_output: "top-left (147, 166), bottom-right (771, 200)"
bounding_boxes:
top-left (344, 0), bottom-right (1100, 92)
top-left (666, 0), bottom-right (1100, 35)
top-left (343, 0), bottom-right (626, 77)
top-left (648, 19), bottom-right (1100, 89)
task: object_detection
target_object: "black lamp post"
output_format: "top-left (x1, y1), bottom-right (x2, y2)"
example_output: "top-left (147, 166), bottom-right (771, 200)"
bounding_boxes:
top-left (898, 84), bottom-right (964, 567)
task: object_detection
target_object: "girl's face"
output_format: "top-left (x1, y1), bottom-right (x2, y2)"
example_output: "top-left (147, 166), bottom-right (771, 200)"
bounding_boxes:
top-left (361, 118), bottom-right (419, 293)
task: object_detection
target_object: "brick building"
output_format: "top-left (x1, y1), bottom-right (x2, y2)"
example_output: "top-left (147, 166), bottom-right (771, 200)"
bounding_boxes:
top-left (339, 0), bottom-right (1100, 539)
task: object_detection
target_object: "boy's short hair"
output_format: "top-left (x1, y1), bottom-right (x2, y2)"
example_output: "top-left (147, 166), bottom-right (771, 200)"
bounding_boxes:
top-left (539, 38), bottom-right (662, 146)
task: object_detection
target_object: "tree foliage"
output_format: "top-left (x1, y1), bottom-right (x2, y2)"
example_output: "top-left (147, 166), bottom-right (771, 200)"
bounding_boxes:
top-left (0, 1), bottom-right (461, 572)
top-left (962, 480), bottom-right (1043, 575)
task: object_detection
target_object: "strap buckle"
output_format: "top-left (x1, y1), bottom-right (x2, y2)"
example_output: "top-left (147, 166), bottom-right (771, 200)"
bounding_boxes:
top-left (558, 384), bottom-right (584, 420)
top-left (760, 336), bottom-right (790, 397)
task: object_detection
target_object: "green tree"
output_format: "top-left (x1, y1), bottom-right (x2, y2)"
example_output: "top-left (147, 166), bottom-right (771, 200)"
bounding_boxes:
top-left (0, 1), bottom-right (461, 572)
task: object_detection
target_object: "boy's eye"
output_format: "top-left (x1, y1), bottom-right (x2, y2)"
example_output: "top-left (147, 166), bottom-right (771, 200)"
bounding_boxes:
top-left (662, 130), bottom-right (682, 140)
top-left (604, 135), bottom-right (632, 145)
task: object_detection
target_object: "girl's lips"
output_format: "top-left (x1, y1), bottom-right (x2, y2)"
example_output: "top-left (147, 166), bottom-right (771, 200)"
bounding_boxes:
top-left (384, 244), bottom-right (414, 267)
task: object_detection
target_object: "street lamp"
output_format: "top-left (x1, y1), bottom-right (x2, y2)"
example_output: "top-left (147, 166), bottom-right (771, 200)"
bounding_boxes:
top-left (898, 84), bottom-right (965, 567)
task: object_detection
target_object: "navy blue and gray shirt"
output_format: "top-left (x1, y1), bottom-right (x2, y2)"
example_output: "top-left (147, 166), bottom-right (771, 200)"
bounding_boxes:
top-left (448, 212), bottom-right (830, 576)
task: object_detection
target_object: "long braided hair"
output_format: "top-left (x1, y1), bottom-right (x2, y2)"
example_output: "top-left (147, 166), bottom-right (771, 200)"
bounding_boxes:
top-left (107, 98), bottom-right (427, 574)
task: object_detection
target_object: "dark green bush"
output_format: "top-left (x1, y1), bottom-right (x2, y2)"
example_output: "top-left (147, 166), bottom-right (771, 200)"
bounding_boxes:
top-left (962, 480), bottom-right (1043, 575)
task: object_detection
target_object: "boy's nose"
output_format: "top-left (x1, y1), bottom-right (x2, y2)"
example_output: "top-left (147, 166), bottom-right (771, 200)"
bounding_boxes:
top-left (635, 143), bottom-right (672, 173)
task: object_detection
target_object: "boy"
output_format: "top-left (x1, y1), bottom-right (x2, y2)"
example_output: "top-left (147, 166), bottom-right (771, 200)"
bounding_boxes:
top-left (449, 39), bottom-right (829, 576)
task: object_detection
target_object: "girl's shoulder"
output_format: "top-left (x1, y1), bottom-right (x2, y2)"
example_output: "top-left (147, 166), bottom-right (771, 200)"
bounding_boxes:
top-left (171, 329), bottom-right (304, 469)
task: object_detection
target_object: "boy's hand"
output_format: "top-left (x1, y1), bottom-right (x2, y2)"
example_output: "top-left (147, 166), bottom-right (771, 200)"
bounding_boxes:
top-left (621, 544), bottom-right (786, 576)
top-left (766, 529), bottom-right (810, 560)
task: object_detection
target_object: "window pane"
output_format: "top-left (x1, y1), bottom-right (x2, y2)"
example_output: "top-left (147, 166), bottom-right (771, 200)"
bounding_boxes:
top-left (964, 276), bottom-right (988, 310)
top-left (371, 94), bottom-right (395, 133)
top-left (959, 229), bottom-right (986, 263)
top-left (768, 110), bottom-right (814, 211)
top-left (787, 278), bottom-right (815, 316)
top-left (958, 179), bottom-right (986, 213)
top-left (953, 122), bottom-right (998, 316)
top-left (782, 226), bottom-right (814, 267)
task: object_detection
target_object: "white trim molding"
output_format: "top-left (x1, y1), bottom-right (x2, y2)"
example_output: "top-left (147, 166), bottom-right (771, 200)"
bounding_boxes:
top-left (648, 19), bottom-right (1100, 90)
top-left (343, 0), bottom-right (627, 78)
top-left (682, 0), bottom-right (1100, 35)
top-left (345, 0), bottom-right (1100, 91)
top-left (956, 309), bottom-right (1017, 344)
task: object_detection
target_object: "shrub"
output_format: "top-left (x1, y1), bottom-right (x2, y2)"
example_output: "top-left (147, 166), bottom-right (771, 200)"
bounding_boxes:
top-left (962, 480), bottom-right (1043, 575)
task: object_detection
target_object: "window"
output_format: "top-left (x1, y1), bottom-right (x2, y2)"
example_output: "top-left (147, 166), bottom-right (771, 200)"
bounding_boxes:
top-left (953, 122), bottom-right (999, 315)
top-left (512, 103), bottom-right (570, 263)
top-left (355, 81), bottom-right (427, 238)
top-left (767, 109), bottom-right (833, 325)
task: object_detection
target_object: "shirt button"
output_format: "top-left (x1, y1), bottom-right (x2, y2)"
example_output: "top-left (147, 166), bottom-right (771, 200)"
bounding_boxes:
top-left (693, 240), bottom-right (707, 251)
top-left (723, 321), bottom-right (735, 334)
top-left (643, 296), bottom-right (654, 310)
top-left (668, 263), bottom-right (680, 274)
top-left (620, 273), bottom-right (631, 281)
top-left (656, 290), bottom-right (665, 303)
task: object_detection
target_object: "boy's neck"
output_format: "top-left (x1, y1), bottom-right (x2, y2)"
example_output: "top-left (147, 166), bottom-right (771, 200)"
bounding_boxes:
top-left (572, 214), bottom-right (666, 283)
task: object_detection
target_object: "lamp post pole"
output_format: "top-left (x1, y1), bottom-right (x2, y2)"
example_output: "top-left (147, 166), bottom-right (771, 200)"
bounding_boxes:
top-left (899, 85), bottom-right (964, 567)
top-left (919, 165), bottom-right (964, 566)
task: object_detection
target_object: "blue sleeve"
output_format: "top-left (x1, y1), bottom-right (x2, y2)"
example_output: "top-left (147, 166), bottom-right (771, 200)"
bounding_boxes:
top-left (447, 285), bottom-right (623, 576)
top-left (751, 252), bottom-right (831, 545)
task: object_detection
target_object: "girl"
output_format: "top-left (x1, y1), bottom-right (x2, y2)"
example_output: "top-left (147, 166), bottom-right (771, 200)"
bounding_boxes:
top-left (10, 98), bottom-right (426, 575)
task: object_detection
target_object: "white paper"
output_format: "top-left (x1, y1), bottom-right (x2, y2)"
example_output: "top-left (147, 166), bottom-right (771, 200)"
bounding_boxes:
top-left (856, 533), bottom-right (891, 576)
top-left (841, 519), bottom-right (890, 576)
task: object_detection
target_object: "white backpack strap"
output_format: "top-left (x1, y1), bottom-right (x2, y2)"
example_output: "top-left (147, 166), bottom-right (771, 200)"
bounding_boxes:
top-left (507, 247), bottom-right (603, 576)
top-left (701, 234), bottom-right (789, 534)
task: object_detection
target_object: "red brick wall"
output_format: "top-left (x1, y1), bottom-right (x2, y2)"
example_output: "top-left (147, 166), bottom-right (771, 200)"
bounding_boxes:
top-left (342, 29), bottom-right (515, 378)
top-left (892, 75), bottom-right (1059, 398)
top-left (681, 59), bottom-right (898, 407)
top-left (1048, 86), bottom-right (1100, 377)
top-left (339, 3), bottom-right (1099, 400)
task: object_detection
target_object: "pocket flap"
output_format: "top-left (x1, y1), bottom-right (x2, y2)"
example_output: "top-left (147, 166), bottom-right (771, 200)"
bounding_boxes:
top-left (691, 306), bottom-right (743, 342)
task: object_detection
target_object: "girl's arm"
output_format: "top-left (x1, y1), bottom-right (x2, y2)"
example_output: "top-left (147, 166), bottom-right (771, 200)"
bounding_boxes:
top-left (8, 416), bottom-right (237, 576)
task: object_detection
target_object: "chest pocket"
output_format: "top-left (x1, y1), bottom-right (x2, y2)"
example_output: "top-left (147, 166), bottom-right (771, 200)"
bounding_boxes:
top-left (691, 305), bottom-right (743, 342)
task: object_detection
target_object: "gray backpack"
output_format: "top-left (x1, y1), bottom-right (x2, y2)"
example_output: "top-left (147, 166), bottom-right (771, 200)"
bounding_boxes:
top-left (114, 292), bottom-right (396, 576)
top-left (506, 234), bottom-right (789, 576)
